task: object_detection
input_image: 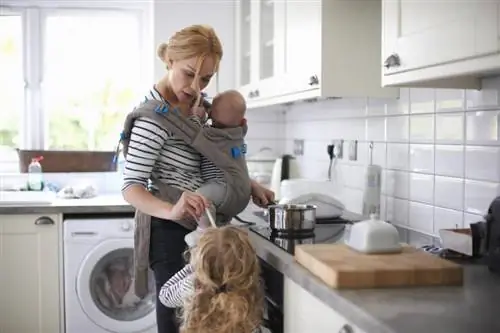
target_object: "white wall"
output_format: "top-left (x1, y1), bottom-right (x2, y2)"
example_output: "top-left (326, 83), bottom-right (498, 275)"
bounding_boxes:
top-left (245, 76), bottom-right (500, 238)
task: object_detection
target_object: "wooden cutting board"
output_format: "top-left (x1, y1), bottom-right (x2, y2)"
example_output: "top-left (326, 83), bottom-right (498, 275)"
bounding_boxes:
top-left (294, 244), bottom-right (463, 289)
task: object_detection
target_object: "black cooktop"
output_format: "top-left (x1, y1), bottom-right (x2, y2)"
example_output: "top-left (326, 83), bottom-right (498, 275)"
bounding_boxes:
top-left (249, 221), bottom-right (351, 255)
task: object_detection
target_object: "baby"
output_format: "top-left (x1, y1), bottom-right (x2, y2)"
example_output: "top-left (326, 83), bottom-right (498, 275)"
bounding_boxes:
top-left (184, 90), bottom-right (248, 247)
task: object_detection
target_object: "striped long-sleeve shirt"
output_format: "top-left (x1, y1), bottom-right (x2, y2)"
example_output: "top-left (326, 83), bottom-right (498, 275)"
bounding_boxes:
top-left (121, 87), bottom-right (204, 193)
top-left (159, 264), bottom-right (195, 308)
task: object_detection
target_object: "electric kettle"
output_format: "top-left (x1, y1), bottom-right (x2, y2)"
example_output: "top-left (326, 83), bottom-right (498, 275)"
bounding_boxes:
top-left (270, 154), bottom-right (301, 199)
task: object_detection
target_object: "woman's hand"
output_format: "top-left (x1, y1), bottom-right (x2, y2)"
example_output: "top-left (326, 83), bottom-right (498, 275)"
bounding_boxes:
top-left (166, 191), bottom-right (210, 221)
top-left (250, 180), bottom-right (275, 208)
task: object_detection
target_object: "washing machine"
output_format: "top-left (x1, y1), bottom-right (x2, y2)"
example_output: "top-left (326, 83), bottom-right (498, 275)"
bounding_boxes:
top-left (64, 218), bottom-right (157, 333)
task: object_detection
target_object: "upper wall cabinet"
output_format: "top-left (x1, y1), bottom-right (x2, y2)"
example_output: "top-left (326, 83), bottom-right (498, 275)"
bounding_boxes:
top-left (235, 0), bottom-right (398, 109)
top-left (235, 0), bottom-right (286, 103)
top-left (382, 0), bottom-right (500, 89)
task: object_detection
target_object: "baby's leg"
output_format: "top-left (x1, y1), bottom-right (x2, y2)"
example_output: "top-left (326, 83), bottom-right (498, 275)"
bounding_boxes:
top-left (184, 182), bottom-right (227, 247)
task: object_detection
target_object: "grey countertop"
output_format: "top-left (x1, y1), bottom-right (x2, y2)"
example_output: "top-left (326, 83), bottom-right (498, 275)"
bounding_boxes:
top-left (0, 194), bottom-right (134, 214)
top-left (246, 213), bottom-right (500, 333)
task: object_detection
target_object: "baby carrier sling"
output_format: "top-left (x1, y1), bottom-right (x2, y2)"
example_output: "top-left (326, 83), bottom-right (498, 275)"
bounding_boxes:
top-left (119, 99), bottom-right (251, 297)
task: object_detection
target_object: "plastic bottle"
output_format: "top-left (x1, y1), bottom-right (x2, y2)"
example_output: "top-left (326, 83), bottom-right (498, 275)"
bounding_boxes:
top-left (28, 156), bottom-right (44, 191)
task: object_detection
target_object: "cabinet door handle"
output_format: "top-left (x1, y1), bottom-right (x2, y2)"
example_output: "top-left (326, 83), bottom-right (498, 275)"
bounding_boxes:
top-left (35, 216), bottom-right (55, 225)
top-left (248, 91), bottom-right (254, 98)
top-left (254, 89), bottom-right (260, 97)
top-left (308, 75), bottom-right (319, 85)
top-left (384, 53), bottom-right (401, 69)
top-left (339, 324), bottom-right (353, 333)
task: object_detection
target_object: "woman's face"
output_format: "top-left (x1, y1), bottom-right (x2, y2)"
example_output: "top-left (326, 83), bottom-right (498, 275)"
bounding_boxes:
top-left (168, 56), bottom-right (216, 103)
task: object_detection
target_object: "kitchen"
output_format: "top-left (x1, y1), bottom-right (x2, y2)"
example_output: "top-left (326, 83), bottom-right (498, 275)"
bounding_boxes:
top-left (1, 0), bottom-right (500, 333)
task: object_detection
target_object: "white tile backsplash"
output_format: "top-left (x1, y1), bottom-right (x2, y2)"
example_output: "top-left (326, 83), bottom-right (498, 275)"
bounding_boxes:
top-left (268, 75), bottom-right (500, 237)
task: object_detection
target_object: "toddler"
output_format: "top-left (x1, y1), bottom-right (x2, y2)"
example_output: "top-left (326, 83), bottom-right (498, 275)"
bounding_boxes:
top-left (184, 89), bottom-right (248, 247)
top-left (159, 226), bottom-right (264, 333)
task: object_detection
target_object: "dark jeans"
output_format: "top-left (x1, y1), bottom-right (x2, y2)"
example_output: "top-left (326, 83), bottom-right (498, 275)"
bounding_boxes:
top-left (149, 217), bottom-right (190, 333)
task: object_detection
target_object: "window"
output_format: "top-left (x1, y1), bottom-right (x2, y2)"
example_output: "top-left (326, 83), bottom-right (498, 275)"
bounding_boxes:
top-left (0, 13), bottom-right (23, 149)
top-left (42, 11), bottom-right (141, 150)
top-left (0, 3), bottom-right (148, 172)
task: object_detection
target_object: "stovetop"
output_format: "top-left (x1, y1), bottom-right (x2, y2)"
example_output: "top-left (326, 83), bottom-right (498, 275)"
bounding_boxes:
top-left (249, 221), bottom-right (351, 255)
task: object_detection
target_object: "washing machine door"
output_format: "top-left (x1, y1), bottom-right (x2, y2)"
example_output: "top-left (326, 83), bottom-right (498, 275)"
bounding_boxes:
top-left (76, 238), bottom-right (156, 333)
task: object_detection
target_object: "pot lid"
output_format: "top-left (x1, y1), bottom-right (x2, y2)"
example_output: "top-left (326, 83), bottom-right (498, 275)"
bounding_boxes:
top-left (247, 147), bottom-right (278, 162)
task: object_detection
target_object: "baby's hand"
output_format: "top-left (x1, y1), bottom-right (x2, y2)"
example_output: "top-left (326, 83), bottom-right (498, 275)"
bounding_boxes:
top-left (193, 106), bottom-right (206, 118)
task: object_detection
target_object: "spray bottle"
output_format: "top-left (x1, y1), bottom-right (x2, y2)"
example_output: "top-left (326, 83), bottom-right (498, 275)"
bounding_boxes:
top-left (27, 156), bottom-right (44, 191)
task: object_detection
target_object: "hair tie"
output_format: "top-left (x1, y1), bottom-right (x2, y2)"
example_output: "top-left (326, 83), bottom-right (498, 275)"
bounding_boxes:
top-left (215, 284), bottom-right (227, 294)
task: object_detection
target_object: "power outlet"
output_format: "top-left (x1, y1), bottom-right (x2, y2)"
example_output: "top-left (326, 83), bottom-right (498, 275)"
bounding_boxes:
top-left (348, 140), bottom-right (358, 161)
top-left (293, 139), bottom-right (304, 156)
top-left (333, 139), bottom-right (344, 159)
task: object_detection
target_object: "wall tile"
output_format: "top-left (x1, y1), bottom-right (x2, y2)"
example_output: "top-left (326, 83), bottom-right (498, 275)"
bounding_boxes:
top-left (410, 88), bottom-right (435, 114)
top-left (409, 144), bottom-right (434, 174)
top-left (434, 145), bottom-right (464, 178)
top-left (409, 173), bottom-right (434, 204)
top-left (263, 75), bottom-right (500, 238)
top-left (465, 110), bottom-right (500, 145)
top-left (435, 89), bottom-right (465, 112)
top-left (435, 112), bottom-right (464, 143)
top-left (465, 76), bottom-right (500, 110)
top-left (434, 176), bottom-right (464, 211)
top-left (410, 114), bottom-right (434, 143)
top-left (386, 115), bottom-right (409, 142)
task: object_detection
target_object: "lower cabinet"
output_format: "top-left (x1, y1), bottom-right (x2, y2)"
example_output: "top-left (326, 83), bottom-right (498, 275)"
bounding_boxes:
top-left (0, 214), bottom-right (62, 333)
top-left (284, 276), bottom-right (364, 333)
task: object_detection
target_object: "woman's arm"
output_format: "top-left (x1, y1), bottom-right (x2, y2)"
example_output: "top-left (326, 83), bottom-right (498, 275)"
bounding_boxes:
top-left (159, 264), bottom-right (195, 308)
top-left (250, 180), bottom-right (275, 207)
top-left (121, 118), bottom-right (173, 219)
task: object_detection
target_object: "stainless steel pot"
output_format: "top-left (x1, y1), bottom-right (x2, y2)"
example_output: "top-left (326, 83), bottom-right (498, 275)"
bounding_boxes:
top-left (267, 204), bottom-right (317, 232)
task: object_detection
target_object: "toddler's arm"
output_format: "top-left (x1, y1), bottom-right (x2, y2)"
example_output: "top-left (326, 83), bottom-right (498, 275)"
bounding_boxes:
top-left (159, 264), bottom-right (195, 308)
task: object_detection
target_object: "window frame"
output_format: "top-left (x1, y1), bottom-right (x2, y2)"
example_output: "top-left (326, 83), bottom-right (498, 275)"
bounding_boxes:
top-left (0, 0), bottom-right (152, 153)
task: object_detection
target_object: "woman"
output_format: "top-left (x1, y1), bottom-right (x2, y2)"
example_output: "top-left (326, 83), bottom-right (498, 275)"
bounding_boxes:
top-left (121, 24), bottom-right (274, 333)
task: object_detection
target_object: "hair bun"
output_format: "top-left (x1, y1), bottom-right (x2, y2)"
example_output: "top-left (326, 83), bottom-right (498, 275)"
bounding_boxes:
top-left (157, 42), bottom-right (168, 62)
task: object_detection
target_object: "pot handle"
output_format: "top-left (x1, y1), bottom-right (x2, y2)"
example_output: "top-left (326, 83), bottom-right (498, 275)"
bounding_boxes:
top-left (267, 200), bottom-right (278, 207)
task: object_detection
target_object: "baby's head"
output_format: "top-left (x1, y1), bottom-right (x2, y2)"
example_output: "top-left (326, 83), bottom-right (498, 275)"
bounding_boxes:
top-left (209, 90), bottom-right (246, 128)
top-left (181, 226), bottom-right (263, 333)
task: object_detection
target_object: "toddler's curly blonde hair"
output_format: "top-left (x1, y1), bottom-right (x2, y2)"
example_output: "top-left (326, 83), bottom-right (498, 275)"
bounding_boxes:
top-left (180, 226), bottom-right (263, 333)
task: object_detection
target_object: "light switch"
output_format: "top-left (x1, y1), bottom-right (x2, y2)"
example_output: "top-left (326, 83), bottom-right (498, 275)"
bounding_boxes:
top-left (349, 140), bottom-right (358, 161)
top-left (293, 139), bottom-right (304, 156)
top-left (334, 139), bottom-right (344, 158)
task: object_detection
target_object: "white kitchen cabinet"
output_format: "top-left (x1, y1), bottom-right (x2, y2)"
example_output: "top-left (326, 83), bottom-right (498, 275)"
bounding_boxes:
top-left (152, 1), bottom-right (236, 97)
top-left (284, 276), bottom-right (365, 333)
top-left (0, 214), bottom-right (62, 333)
top-left (235, 0), bottom-right (398, 109)
top-left (382, 0), bottom-right (500, 89)
top-left (234, 0), bottom-right (286, 102)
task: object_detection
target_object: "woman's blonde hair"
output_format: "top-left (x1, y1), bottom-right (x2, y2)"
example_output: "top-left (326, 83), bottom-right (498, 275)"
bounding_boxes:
top-left (157, 24), bottom-right (222, 103)
top-left (180, 226), bottom-right (263, 333)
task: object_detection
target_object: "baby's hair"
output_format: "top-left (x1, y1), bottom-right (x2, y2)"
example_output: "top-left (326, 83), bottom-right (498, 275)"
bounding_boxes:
top-left (180, 226), bottom-right (263, 333)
